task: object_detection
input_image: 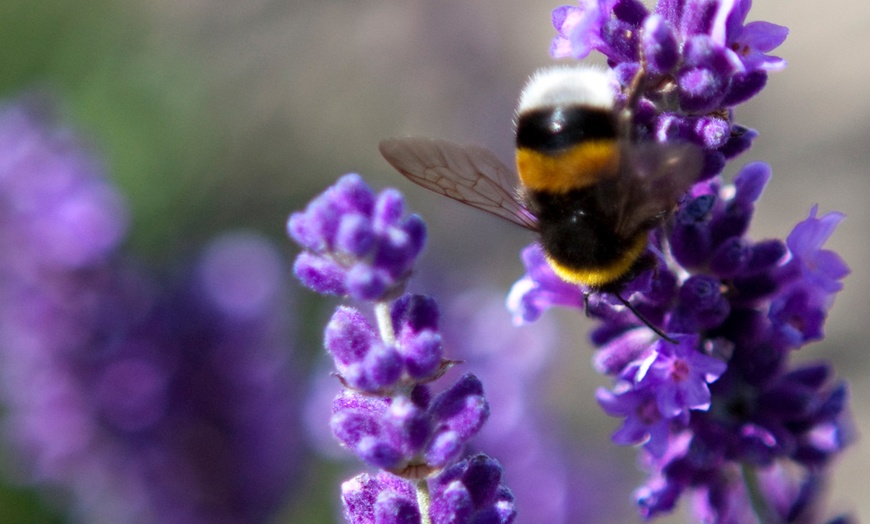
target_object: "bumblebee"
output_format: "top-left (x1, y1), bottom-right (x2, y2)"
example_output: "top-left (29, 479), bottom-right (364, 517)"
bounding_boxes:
top-left (379, 66), bottom-right (702, 339)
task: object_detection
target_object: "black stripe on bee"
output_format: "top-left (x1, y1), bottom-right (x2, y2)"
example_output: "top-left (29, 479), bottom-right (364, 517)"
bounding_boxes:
top-left (515, 106), bottom-right (617, 153)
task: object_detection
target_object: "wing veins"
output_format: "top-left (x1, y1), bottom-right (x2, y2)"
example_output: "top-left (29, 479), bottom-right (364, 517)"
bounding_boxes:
top-left (379, 138), bottom-right (537, 230)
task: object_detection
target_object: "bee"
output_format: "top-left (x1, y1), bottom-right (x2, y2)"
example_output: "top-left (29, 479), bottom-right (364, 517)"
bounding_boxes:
top-left (379, 66), bottom-right (702, 340)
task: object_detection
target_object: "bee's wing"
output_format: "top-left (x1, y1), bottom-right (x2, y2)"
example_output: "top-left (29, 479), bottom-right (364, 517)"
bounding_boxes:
top-left (379, 137), bottom-right (538, 231)
top-left (609, 141), bottom-right (703, 238)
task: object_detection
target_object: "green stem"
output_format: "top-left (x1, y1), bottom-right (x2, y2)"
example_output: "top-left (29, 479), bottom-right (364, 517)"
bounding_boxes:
top-left (416, 479), bottom-right (432, 524)
top-left (741, 463), bottom-right (778, 524)
top-left (374, 301), bottom-right (396, 345)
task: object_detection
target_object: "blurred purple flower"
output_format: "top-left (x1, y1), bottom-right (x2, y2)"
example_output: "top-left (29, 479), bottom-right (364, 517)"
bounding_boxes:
top-left (0, 101), bottom-right (301, 523)
top-left (0, 99), bottom-right (128, 277)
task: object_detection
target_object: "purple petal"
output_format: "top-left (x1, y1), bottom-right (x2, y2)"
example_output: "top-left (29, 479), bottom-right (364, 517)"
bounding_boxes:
top-left (373, 189), bottom-right (405, 230)
top-left (336, 213), bottom-right (375, 257)
top-left (293, 252), bottom-right (348, 296)
top-left (325, 306), bottom-right (377, 365)
top-left (364, 343), bottom-right (403, 389)
top-left (642, 15), bottom-right (680, 74)
top-left (740, 21), bottom-right (788, 53)
top-left (733, 161), bottom-right (771, 204)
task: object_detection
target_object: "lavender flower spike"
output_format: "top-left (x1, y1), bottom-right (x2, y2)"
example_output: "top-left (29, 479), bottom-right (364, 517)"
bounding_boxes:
top-left (289, 175), bottom-right (514, 523)
top-left (511, 155), bottom-right (852, 519)
top-left (517, 0), bottom-right (851, 519)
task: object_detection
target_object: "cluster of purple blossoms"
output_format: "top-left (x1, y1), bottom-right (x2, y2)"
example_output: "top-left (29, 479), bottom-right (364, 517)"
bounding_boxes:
top-left (0, 100), bottom-right (301, 523)
top-left (552, 0), bottom-right (787, 179)
top-left (304, 285), bottom-right (635, 524)
top-left (288, 174), bottom-right (516, 523)
top-left (324, 294), bottom-right (446, 394)
top-left (342, 454), bottom-right (516, 524)
top-left (508, 1), bottom-right (853, 521)
top-left (289, 173), bottom-right (426, 302)
top-left (441, 289), bottom-right (635, 523)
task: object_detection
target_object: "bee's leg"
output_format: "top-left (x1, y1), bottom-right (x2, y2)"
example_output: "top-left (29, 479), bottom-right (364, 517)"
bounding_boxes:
top-left (620, 35), bottom-right (653, 142)
top-left (614, 292), bottom-right (677, 344)
top-left (583, 290), bottom-right (592, 318)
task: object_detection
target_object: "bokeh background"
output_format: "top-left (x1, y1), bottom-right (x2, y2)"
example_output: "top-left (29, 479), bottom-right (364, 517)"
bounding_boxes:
top-left (0, 0), bottom-right (866, 522)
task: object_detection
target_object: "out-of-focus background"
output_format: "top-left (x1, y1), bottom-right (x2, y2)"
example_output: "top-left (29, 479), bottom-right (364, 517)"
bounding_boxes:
top-left (0, 0), bottom-right (866, 522)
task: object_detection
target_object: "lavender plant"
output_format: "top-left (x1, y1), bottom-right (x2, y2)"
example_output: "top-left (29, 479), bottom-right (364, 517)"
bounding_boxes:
top-left (291, 1), bottom-right (852, 522)
top-left (507, 0), bottom-right (853, 521)
top-left (0, 100), bottom-right (301, 523)
top-left (288, 174), bottom-right (516, 523)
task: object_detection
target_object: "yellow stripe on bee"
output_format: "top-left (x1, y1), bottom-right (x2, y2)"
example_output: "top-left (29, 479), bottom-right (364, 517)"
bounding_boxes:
top-left (516, 141), bottom-right (620, 193)
top-left (545, 233), bottom-right (648, 288)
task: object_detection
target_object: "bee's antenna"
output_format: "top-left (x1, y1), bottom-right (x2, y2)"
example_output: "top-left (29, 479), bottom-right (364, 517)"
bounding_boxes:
top-left (614, 292), bottom-right (677, 344)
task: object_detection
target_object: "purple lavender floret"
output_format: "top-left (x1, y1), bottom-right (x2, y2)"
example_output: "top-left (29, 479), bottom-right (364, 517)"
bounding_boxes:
top-left (595, 335), bottom-right (726, 458)
top-left (428, 454), bottom-right (517, 524)
top-left (633, 335), bottom-right (727, 418)
top-left (506, 244), bottom-right (584, 324)
top-left (288, 174), bottom-right (426, 301)
top-left (597, 384), bottom-right (672, 458)
top-left (341, 471), bottom-right (420, 524)
top-left (331, 373), bottom-right (490, 474)
top-left (325, 294), bottom-right (445, 393)
top-left (341, 455), bottom-right (516, 524)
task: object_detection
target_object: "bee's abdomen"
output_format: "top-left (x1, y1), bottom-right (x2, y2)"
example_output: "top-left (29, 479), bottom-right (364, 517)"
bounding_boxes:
top-left (516, 104), bottom-right (648, 288)
top-left (528, 189), bottom-right (648, 289)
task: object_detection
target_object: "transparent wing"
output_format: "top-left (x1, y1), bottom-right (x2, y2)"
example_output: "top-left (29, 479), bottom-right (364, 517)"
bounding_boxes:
top-left (608, 141), bottom-right (703, 238)
top-left (379, 137), bottom-right (538, 231)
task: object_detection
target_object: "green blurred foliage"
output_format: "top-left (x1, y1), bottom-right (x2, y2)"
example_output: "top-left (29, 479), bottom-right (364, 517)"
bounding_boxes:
top-left (0, 0), bottom-right (222, 260)
top-left (0, 483), bottom-right (64, 523)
